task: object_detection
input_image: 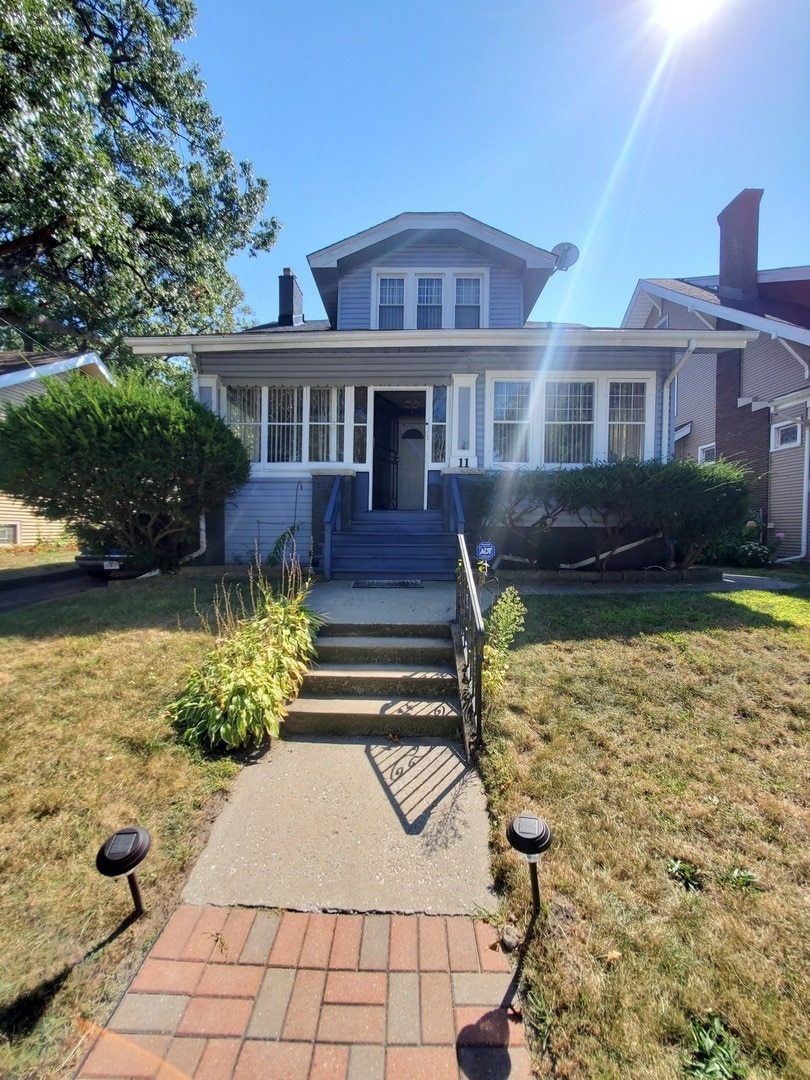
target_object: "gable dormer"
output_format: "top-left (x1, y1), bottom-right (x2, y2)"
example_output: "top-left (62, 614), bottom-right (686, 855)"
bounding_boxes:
top-left (307, 212), bottom-right (571, 330)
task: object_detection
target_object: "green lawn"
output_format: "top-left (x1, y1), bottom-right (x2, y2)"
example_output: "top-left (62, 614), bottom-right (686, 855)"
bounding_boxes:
top-left (0, 574), bottom-right (237, 1079)
top-left (481, 586), bottom-right (810, 1079)
top-left (0, 543), bottom-right (79, 584)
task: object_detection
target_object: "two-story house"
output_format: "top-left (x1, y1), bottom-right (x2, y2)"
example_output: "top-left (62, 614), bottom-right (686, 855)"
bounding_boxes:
top-left (128, 212), bottom-right (753, 578)
top-left (623, 189), bottom-right (810, 560)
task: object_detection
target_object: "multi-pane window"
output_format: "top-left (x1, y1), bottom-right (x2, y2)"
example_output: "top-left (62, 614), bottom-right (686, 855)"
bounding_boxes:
top-left (608, 382), bottom-right (646, 461)
top-left (455, 278), bottom-right (481, 328)
top-left (309, 387), bottom-right (345, 462)
top-left (225, 386), bottom-right (261, 462)
top-left (431, 385), bottom-right (447, 463)
top-left (0, 523), bottom-right (18, 545)
top-left (267, 387), bottom-right (304, 462)
top-left (493, 381), bottom-right (531, 463)
top-left (378, 278), bottom-right (405, 330)
top-left (544, 381), bottom-right (594, 464)
top-left (353, 386), bottom-right (368, 464)
top-left (417, 278), bottom-right (443, 329)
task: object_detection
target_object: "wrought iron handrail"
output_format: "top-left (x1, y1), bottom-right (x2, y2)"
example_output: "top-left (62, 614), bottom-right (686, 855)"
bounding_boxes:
top-left (454, 532), bottom-right (484, 761)
top-left (323, 476), bottom-right (342, 581)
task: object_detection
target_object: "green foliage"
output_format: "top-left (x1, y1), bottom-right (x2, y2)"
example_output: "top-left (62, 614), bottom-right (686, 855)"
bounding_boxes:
top-left (173, 566), bottom-right (321, 750)
top-left (266, 524), bottom-right (302, 568)
top-left (482, 586), bottom-right (527, 696)
top-left (702, 514), bottom-right (774, 568)
top-left (667, 857), bottom-right (705, 892)
top-left (0, 0), bottom-right (278, 360)
top-left (0, 371), bottom-right (250, 571)
top-left (488, 459), bottom-right (753, 570)
top-left (683, 1017), bottom-right (748, 1078)
top-left (717, 867), bottom-right (760, 892)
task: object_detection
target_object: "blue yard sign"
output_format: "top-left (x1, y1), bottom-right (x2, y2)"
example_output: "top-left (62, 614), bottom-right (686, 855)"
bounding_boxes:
top-left (475, 541), bottom-right (496, 561)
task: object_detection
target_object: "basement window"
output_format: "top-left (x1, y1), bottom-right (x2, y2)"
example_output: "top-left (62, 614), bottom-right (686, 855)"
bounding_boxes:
top-left (698, 443), bottom-right (716, 464)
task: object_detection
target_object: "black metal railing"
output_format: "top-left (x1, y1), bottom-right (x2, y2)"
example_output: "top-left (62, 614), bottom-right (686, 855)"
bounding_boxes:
top-left (454, 532), bottom-right (484, 762)
top-left (323, 476), bottom-right (342, 581)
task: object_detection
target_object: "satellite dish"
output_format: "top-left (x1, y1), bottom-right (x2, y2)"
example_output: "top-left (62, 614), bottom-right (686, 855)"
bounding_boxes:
top-left (552, 242), bottom-right (580, 271)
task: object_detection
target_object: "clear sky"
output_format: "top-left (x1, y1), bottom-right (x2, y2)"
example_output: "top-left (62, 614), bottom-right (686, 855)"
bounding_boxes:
top-left (182, 0), bottom-right (809, 329)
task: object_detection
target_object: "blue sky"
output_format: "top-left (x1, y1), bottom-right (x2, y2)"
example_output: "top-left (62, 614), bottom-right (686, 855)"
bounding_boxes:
top-left (183, 0), bottom-right (809, 328)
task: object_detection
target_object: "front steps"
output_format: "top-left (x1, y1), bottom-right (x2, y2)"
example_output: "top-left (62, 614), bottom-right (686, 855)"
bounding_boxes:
top-left (327, 510), bottom-right (457, 580)
top-left (285, 621), bottom-right (462, 738)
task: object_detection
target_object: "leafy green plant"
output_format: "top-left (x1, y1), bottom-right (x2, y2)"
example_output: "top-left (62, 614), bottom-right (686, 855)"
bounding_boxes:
top-left (482, 586), bottom-right (527, 696)
top-left (717, 867), bottom-right (760, 892)
top-left (172, 562), bottom-right (321, 749)
top-left (682, 1016), bottom-right (748, 1078)
top-left (266, 524), bottom-right (302, 568)
top-left (667, 858), bottom-right (705, 891)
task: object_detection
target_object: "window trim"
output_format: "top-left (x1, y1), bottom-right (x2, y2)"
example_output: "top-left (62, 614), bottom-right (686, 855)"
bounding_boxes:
top-left (697, 442), bottom-right (717, 464)
top-left (484, 371), bottom-right (656, 469)
top-left (371, 267), bottom-right (489, 329)
top-left (0, 522), bottom-right (19, 545)
top-left (770, 421), bottom-right (802, 452)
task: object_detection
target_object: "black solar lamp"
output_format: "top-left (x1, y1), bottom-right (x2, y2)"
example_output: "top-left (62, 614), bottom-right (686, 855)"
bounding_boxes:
top-left (506, 813), bottom-right (552, 915)
top-left (96, 826), bottom-right (152, 916)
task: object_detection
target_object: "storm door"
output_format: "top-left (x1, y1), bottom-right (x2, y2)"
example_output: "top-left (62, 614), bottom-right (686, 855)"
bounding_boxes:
top-left (370, 389), bottom-right (427, 510)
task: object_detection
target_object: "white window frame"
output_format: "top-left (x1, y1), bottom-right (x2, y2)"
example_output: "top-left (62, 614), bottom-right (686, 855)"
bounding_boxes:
top-left (770, 421), bottom-right (802, 451)
top-left (698, 443), bottom-right (717, 464)
top-left (371, 268), bottom-right (489, 329)
top-left (0, 522), bottom-right (19, 545)
top-left (484, 371), bottom-right (656, 469)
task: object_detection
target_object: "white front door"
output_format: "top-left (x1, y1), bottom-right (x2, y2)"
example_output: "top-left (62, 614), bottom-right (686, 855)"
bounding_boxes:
top-left (397, 418), bottom-right (426, 509)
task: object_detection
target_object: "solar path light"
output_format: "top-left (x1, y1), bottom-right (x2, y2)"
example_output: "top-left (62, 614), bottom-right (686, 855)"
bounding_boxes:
top-left (96, 826), bottom-right (152, 916)
top-left (506, 813), bottom-right (552, 916)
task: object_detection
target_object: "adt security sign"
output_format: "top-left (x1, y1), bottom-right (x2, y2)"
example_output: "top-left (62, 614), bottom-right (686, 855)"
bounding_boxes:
top-left (476, 541), bottom-right (496, 561)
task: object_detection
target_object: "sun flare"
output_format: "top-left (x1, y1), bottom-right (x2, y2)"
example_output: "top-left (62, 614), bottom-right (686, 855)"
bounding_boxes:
top-left (650, 0), bottom-right (727, 38)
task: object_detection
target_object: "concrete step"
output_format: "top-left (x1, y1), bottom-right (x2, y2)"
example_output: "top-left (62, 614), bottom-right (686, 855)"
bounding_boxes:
top-left (318, 622), bottom-right (451, 639)
top-left (303, 663), bottom-right (458, 697)
top-left (284, 694), bottom-right (462, 738)
top-left (315, 634), bottom-right (454, 665)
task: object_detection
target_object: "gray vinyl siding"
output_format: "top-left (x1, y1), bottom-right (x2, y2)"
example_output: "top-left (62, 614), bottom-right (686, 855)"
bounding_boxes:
top-left (336, 242), bottom-right (525, 330)
top-left (663, 301), bottom-right (715, 331)
top-left (742, 334), bottom-right (810, 402)
top-left (768, 442), bottom-right (806, 556)
top-left (224, 477), bottom-right (313, 564)
top-left (0, 379), bottom-right (47, 413)
top-left (674, 353), bottom-right (716, 460)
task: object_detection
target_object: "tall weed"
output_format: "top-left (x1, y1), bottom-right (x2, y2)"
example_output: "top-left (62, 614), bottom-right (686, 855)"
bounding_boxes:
top-left (482, 585), bottom-right (527, 696)
top-left (172, 561), bottom-right (321, 749)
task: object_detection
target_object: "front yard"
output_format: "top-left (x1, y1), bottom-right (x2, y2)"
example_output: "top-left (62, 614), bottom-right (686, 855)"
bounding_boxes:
top-left (0, 576), bottom-right (237, 1079)
top-left (481, 586), bottom-right (810, 1078)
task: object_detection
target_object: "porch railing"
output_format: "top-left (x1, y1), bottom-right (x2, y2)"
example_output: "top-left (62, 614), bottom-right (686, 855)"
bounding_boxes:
top-left (451, 476), bottom-right (484, 761)
top-left (323, 476), bottom-right (342, 581)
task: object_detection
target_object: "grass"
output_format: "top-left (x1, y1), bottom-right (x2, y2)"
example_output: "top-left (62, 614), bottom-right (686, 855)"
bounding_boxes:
top-left (480, 585), bottom-right (810, 1079)
top-left (0, 573), bottom-right (240, 1079)
top-left (0, 542), bottom-right (79, 583)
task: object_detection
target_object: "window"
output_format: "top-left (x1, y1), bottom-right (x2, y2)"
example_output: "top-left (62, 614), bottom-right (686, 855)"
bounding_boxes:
top-left (373, 268), bottom-right (488, 328)
top-left (608, 381), bottom-right (646, 461)
top-left (771, 422), bottom-right (801, 451)
top-left (267, 387), bottom-right (304, 462)
top-left (431, 385), bottom-right (447, 463)
top-left (0, 523), bottom-right (18, 545)
top-left (698, 443), bottom-right (716, 463)
top-left (417, 278), bottom-right (442, 329)
top-left (545, 381), bottom-right (594, 464)
top-left (309, 387), bottom-right (344, 462)
top-left (455, 277), bottom-right (480, 328)
top-left (353, 386), bottom-right (368, 464)
top-left (493, 380), bottom-right (531, 463)
top-left (225, 386), bottom-right (261, 462)
top-left (378, 277), bottom-right (405, 330)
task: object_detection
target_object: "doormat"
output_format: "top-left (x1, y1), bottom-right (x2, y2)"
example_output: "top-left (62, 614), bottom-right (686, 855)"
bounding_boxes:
top-left (352, 579), bottom-right (424, 589)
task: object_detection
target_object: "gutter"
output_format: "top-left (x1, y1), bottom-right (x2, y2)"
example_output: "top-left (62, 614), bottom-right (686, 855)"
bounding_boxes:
top-left (661, 338), bottom-right (697, 461)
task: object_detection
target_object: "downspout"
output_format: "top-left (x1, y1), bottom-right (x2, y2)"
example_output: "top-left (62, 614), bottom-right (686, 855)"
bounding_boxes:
top-left (774, 416), bottom-right (809, 562)
top-left (660, 338), bottom-right (697, 461)
top-left (138, 515), bottom-right (206, 578)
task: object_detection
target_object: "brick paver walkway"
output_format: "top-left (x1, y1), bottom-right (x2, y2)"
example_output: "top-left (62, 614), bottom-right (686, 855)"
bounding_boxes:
top-left (76, 906), bottom-right (532, 1079)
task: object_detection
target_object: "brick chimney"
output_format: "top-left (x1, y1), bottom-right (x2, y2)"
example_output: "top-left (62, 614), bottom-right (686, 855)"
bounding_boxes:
top-left (278, 268), bottom-right (303, 326)
top-left (717, 188), bottom-right (763, 304)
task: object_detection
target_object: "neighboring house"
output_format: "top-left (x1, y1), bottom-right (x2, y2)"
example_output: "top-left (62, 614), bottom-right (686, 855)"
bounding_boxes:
top-left (128, 212), bottom-right (753, 577)
top-left (0, 351), bottom-right (115, 545)
top-left (623, 189), bottom-right (810, 560)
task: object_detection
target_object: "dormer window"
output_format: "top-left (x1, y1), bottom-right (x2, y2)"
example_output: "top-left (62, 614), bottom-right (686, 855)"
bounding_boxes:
top-left (373, 268), bottom-right (489, 329)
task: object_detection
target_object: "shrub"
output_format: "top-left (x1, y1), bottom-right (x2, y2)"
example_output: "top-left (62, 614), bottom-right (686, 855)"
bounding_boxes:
top-left (172, 564), bottom-right (321, 750)
top-left (482, 586), bottom-right (527, 696)
top-left (0, 371), bottom-right (250, 572)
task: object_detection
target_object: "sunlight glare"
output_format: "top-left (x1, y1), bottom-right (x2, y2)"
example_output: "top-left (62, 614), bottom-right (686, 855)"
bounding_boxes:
top-left (651, 0), bottom-right (726, 38)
